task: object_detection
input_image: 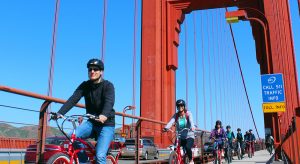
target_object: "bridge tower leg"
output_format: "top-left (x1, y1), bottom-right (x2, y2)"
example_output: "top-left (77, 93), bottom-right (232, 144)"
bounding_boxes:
top-left (262, 1), bottom-right (300, 162)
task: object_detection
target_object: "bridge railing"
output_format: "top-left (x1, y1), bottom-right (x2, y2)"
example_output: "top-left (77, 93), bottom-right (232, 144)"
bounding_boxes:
top-left (0, 85), bottom-right (212, 163)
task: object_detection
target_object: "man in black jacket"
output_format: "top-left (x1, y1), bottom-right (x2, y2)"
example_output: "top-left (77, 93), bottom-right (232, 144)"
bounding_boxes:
top-left (57, 58), bottom-right (115, 164)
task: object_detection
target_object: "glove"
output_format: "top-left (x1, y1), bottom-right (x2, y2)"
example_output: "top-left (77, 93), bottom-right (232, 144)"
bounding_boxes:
top-left (50, 112), bottom-right (63, 120)
top-left (162, 128), bottom-right (168, 132)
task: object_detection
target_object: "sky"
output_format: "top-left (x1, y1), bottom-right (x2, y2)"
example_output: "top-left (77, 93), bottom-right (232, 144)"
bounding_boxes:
top-left (0, 0), bottom-right (299, 139)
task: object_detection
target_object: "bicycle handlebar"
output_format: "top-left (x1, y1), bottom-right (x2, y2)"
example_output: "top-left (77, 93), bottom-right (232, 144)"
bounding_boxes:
top-left (49, 112), bottom-right (100, 142)
top-left (164, 128), bottom-right (192, 133)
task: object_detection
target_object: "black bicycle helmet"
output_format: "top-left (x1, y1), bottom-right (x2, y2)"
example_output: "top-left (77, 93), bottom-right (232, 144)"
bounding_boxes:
top-left (226, 125), bottom-right (231, 129)
top-left (87, 58), bottom-right (104, 70)
top-left (176, 99), bottom-right (185, 107)
top-left (237, 128), bottom-right (241, 131)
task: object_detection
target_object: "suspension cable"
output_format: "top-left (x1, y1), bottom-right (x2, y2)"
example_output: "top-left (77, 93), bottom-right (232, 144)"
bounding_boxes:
top-left (132, 0), bottom-right (138, 118)
top-left (212, 11), bottom-right (218, 121)
top-left (225, 8), bottom-right (260, 139)
top-left (101, 0), bottom-right (107, 61)
top-left (207, 11), bottom-right (213, 129)
top-left (201, 11), bottom-right (207, 129)
top-left (193, 13), bottom-right (199, 126)
top-left (47, 0), bottom-right (60, 107)
top-left (184, 21), bottom-right (189, 106)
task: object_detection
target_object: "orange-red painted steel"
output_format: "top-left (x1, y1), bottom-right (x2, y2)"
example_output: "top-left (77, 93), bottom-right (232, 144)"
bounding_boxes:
top-left (141, 0), bottom-right (300, 162)
top-left (0, 137), bottom-right (36, 149)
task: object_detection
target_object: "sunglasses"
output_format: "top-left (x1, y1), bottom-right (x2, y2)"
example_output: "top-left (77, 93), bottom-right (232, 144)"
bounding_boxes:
top-left (88, 68), bottom-right (100, 72)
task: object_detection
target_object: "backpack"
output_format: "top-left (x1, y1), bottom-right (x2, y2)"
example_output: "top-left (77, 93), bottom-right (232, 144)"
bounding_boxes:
top-left (175, 111), bottom-right (189, 123)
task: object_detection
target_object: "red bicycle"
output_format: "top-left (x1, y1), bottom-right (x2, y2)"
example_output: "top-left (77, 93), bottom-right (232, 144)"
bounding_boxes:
top-left (164, 128), bottom-right (193, 164)
top-left (48, 112), bottom-right (122, 164)
top-left (211, 137), bottom-right (226, 164)
top-left (245, 140), bottom-right (254, 158)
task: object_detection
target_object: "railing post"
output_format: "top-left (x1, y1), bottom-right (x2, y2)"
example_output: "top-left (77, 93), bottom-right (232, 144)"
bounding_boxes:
top-left (135, 119), bottom-right (141, 164)
top-left (200, 131), bottom-right (204, 163)
top-left (36, 100), bottom-right (51, 163)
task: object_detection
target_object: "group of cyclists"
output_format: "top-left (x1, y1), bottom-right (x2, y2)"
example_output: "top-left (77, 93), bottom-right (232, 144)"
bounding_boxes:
top-left (51, 58), bottom-right (263, 164)
top-left (163, 98), bottom-right (259, 164)
top-left (210, 120), bottom-right (257, 161)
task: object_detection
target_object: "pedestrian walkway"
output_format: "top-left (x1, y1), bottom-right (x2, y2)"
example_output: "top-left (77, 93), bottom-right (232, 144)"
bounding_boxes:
top-left (209, 150), bottom-right (284, 164)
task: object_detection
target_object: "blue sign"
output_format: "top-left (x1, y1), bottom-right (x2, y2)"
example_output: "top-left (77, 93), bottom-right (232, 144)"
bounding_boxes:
top-left (261, 74), bottom-right (285, 103)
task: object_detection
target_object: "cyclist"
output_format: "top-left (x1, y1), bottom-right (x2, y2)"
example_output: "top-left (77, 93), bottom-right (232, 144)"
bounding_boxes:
top-left (210, 120), bottom-right (226, 157)
top-left (54, 58), bottom-right (115, 164)
top-left (225, 125), bottom-right (235, 160)
top-left (163, 99), bottom-right (196, 164)
top-left (265, 134), bottom-right (274, 155)
top-left (244, 131), bottom-right (249, 155)
top-left (248, 129), bottom-right (256, 156)
top-left (236, 128), bottom-right (244, 158)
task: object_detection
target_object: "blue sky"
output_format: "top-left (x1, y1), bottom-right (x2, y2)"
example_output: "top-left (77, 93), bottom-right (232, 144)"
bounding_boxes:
top-left (0, 0), bottom-right (299, 139)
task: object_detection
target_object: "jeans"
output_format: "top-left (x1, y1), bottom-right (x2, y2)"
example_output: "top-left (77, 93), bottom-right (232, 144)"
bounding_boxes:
top-left (75, 120), bottom-right (115, 164)
top-left (180, 138), bottom-right (194, 160)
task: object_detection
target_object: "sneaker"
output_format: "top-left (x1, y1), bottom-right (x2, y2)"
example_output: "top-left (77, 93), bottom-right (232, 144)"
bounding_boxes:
top-left (189, 161), bottom-right (194, 164)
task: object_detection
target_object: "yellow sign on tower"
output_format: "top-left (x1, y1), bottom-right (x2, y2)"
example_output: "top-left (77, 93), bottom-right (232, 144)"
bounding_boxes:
top-left (262, 102), bottom-right (286, 113)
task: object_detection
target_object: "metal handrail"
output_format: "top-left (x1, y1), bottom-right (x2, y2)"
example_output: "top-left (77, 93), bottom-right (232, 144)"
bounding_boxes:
top-left (1, 85), bottom-right (209, 163)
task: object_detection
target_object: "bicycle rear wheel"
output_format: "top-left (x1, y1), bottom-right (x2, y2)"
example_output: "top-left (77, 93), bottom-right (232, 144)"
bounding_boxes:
top-left (106, 154), bottom-right (116, 164)
top-left (46, 152), bottom-right (70, 164)
top-left (169, 151), bottom-right (179, 164)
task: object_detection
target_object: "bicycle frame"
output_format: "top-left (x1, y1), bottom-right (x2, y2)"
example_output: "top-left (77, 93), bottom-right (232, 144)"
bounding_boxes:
top-left (211, 137), bottom-right (225, 164)
top-left (245, 140), bottom-right (254, 158)
top-left (168, 128), bottom-right (191, 164)
top-left (50, 113), bottom-right (119, 164)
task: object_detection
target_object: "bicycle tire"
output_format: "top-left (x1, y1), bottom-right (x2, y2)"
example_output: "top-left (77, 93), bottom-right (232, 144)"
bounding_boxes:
top-left (169, 151), bottom-right (179, 164)
top-left (237, 142), bottom-right (241, 160)
top-left (106, 154), bottom-right (116, 164)
top-left (184, 155), bottom-right (189, 164)
top-left (248, 144), bottom-right (252, 158)
top-left (46, 152), bottom-right (70, 164)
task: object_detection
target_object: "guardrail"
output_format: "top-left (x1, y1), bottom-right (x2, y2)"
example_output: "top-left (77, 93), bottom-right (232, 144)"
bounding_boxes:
top-left (1, 85), bottom-right (212, 163)
top-left (0, 149), bottom-right (26, 163)
top-left (0, 137), bottom-right (36, 149)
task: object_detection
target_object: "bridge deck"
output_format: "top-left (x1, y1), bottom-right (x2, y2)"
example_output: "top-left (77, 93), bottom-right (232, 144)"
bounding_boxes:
top-left (209, 150), bottom-right (284, 164)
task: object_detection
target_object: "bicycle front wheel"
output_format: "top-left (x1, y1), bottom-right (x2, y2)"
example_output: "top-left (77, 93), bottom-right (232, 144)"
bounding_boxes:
top-left (169, 151), bottom-right (179, 164)
top-left (46, 152), bottom-right (70, 164)
top-left (106, 154), bottom-right (116, 164)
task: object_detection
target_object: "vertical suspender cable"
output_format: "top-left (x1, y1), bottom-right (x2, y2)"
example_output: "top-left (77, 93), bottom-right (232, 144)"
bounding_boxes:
top-left (225, 22), bottom-right (230, 125)
top-left (226, 8), bottom-right (260, 139)
top-left (193, 13), bottom-right (199, 126)
top-left (218, 9), bottom-right (224, 122)
top-left (212, 11), bottom-right (218, 121)
top-left (207, 11), bottom-right (213, 129)
top-left (216, 10), bottom-right (222, 121)
top-left (132, 0), bottom-right (138, 119)
top-left (184, 21), bottom-right (189, 106)
top-left (201, 11), bottom-right (207, 129)
top-left (47, 0), bottom-right (61, 109)
top-left (101, 0), bottom-right (107, 61)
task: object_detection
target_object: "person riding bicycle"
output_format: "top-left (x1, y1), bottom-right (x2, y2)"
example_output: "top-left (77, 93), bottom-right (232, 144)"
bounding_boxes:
top-left (248, 129), bottom-right (256, 156)
top-left (210, 120), bottom-right (226, 157)
top-left (265, 134), bottom-right (274, 155)
top-left (225, 125), bottom-right (235, 160)
top-left (163, 99), bottom-right (195, 164)
top-left (236, 128), bottom-right (244, 158)
top-left (54, 58), bottom-right (115, 164)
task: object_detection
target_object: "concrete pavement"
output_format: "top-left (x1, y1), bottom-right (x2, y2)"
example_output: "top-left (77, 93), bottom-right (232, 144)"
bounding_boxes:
top-left (209, 150), bottom-right (285, 164)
